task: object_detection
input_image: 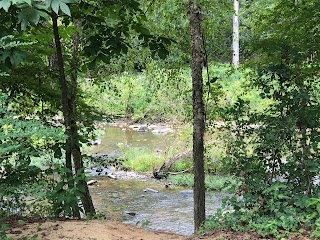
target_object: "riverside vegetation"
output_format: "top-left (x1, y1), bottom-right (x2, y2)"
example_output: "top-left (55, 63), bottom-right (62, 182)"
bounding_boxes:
top-left (2, 63), bottom-right (320, 239)
top-left (1, 0), bottom-right (320, 239)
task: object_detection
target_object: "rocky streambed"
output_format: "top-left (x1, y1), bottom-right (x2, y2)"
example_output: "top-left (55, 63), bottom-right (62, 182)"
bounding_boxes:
top-left (88, 175), bottom-right (227, 236)
top-left (85, 122), bottom-right (226, 236)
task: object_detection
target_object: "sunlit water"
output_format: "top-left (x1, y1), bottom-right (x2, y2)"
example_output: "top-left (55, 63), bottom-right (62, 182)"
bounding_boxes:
top-left (89, 126), bottom-right (175, 153)
top-left (88, 126), bottom-right (226, 235)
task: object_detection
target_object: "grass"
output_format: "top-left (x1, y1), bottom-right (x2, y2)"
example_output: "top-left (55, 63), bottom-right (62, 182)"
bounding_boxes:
top-left (122, 147), bottom-right (165, 172)
top-left (168, 174), bottom-right (242, 192)
top-left (170, 160), bottom-right (193, 172)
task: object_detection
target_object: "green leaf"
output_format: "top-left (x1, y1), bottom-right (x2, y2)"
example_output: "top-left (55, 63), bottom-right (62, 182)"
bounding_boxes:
top-left (59, 1), bottom-right (70, 16)
top-left (277, 194), bottom-right (289, 200)
top-left (23, 0), bottom-right (32, 5)
top-left (18, 8), bottom-right (41, 30)
top-left (0, 50), bottom-right (10, 61)
top-left (0, 0), bottom-right (12, 12)
top-left (45, 0), bottom-right (52, 6)
top-left (51, 0), bottom-right (59, 14)
top-left (9, 51), bottom-right (24, 65)
top-left (61, 0), bottom-right (76, 3)
top-left (307, 198), bottom-right (320, 207)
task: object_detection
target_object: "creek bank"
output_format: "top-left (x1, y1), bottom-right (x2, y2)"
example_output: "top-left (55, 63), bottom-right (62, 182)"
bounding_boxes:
top-left (5, 219), bottom-right (187, 240)
top-left (6, 219), bottom-right (283, 240)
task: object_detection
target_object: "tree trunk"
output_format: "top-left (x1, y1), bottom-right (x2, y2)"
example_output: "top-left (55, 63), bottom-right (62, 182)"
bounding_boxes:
top-left (51, 12), bottom-right (81, 219)
top-left (70, 21), bottom-right (96, 215)
top-left (232, 0), bottom-right (240, 66)
top-left (188, 3), bottom-right (206, 233)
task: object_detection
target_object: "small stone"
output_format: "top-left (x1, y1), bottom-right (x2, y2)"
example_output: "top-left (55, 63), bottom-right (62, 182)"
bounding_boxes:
top-left (87, 180), bottom-right (98, 185)
top-left (125, 212), bottom-right (137, 216)
top-left (143, 188), bottom-right (159, 193)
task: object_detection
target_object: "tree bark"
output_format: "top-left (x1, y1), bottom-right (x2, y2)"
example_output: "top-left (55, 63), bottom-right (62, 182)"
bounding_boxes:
top-left (51, 12), bottom-right (80, 219)
top-left (70, 21), bottom-right (96, 215)
top-left (232, 0), bottom-right (240, 66)
top-left (188, 3), bottom-right (206, 233)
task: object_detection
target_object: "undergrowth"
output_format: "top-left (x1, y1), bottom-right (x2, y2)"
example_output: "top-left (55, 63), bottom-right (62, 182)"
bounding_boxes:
top-left (121, 147), bottom-right (165, 172)
top-left (168, 174), bottom-right (242, 192)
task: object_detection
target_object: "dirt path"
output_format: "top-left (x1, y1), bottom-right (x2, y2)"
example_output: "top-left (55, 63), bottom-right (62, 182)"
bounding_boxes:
top-left (6, 220), bottom-right (189, 240)
top-left (6, 219), bottom-right (312, 240)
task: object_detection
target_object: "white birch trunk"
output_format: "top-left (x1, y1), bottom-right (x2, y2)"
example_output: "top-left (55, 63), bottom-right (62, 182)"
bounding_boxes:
top-left (232, 0), bottom-right (240, 66)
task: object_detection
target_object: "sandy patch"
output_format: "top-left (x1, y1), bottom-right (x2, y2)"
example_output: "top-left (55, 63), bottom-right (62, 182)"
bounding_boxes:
top-left (6, 220), bottom-right (187, 240)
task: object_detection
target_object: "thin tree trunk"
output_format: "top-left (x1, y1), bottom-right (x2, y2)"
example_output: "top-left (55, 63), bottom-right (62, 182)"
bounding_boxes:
top-left (188, 3), bottom-right (206, 233)
top-left (70, 21), bottom-right (96, 215)
top-left (51, 12), bottom-right (80, 219)
top-left (232, 0), bottom-right (240, 66)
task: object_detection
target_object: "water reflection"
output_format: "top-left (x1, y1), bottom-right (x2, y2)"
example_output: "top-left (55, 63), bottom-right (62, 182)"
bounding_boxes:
top-left (89, 126), bottom-right (175, 153)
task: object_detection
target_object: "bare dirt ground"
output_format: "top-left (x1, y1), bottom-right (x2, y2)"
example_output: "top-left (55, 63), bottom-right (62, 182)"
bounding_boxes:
top-left (6, 219), bottom-right (313, 240)
top-left (6, 220), bottom-right (187, 240)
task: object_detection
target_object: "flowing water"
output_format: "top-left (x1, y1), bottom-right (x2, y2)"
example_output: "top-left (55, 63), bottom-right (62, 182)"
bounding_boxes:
top-left (89, 126), bottom-right (175, 154)
top-left (88, 125), bottom-right (226, 236)
top-left (89, 177), bottom-right (227, 236)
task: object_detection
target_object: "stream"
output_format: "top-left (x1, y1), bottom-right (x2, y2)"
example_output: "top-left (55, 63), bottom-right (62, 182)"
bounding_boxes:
top-left (87, 124), bottom-right (227, 236)
top-left (88, 125), bottom-right (175, 153)
top-left (89, 177), bottom-right (227, 236)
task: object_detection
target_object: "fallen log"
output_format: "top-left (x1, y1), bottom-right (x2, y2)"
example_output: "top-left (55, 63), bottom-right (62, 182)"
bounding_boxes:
top-left (153, 150), bottom-right (192, 179)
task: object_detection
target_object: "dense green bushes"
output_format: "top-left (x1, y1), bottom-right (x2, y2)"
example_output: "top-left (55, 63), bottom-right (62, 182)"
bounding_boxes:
top-left (82, 63), bottom-right (268, 122)
top-left (204, 58), bottom-right (320, 239)
top-left (0, 93), bottom-right (89, 220)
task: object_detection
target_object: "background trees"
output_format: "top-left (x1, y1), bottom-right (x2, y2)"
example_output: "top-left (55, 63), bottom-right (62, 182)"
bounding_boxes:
top-left (1, 0), bottom-right (320, 238)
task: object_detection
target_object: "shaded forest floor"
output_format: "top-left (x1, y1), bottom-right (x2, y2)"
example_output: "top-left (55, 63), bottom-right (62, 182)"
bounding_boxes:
top-left (5, 219), bottom-right (313, 240)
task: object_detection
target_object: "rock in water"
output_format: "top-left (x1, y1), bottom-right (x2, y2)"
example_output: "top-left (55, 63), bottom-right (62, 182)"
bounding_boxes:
top-left (138, 125), bottom-right (148, 132)
top-left (90, 138), bottom-right (101, 145)
top-left (87, 180), bottom-right (98, 186)
top-left (143, 188), bottom-right (159, 193)
top-left (125, 211), bottom-right (137, 216)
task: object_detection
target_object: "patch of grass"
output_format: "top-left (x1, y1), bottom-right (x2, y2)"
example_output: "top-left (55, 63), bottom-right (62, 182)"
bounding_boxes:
top-left (168, 174), bottom-right (242, 192)
top-left (122, 147), bottom-right (164, 172)
top-left (170, 159), bottom-right (193, 172)
top-left (168, 174), bottom-right (194, 187)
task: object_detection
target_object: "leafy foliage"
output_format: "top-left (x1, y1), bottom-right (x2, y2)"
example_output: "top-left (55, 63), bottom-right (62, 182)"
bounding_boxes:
top-left (205, 1), bottom-right (320, 237)
top-left (168, 174), bottom-right (241, 192)
top-left (48, 167), bottom-right (86, 217)
top-left (0, 93), bottom-right (65, 218)
top-left (0, 35), bottom-right (32, 75)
